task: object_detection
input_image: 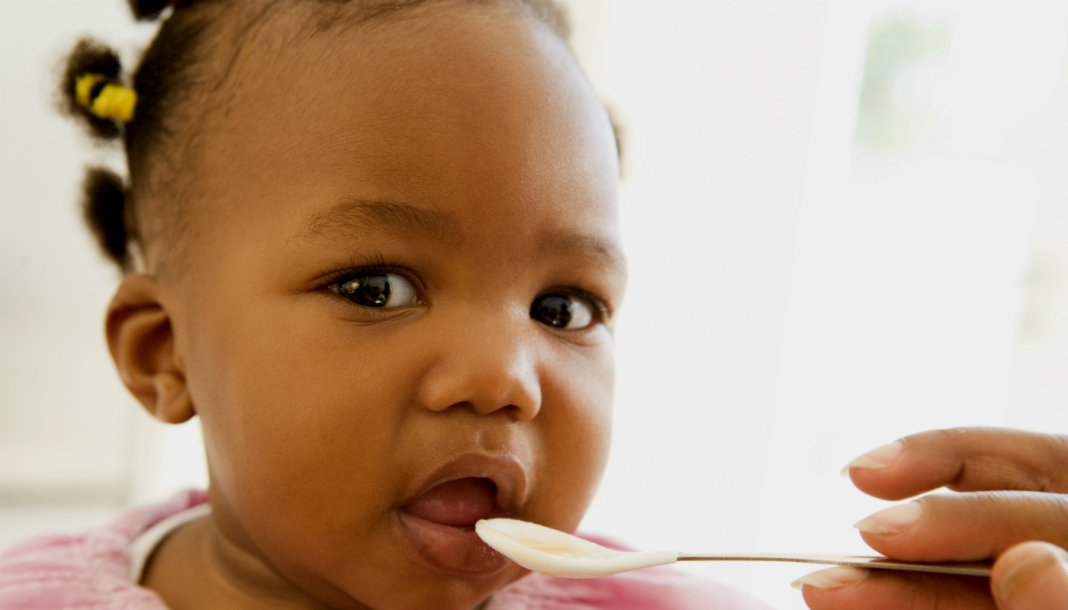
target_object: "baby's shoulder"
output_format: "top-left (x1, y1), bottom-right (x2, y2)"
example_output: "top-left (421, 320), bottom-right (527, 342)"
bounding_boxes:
top-left (0, 489), bottom-right (206, 609)
top-left (487, 534), bottom-right (773, 610)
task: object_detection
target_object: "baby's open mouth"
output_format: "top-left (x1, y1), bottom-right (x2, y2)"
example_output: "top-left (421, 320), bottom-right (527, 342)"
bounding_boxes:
top-left (401, 477), bottom-right (499, 529)
top-left (396, 476), bottom-right (515, 575)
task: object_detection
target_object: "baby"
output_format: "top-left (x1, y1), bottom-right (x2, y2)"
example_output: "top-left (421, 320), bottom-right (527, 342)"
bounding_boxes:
top-left (0, 1), bottom-right (766, 608)
top-left (4, 2), bottom-right (1067, 609)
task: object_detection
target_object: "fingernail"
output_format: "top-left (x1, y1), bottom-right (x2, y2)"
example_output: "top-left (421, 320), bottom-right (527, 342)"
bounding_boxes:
top-left (790, 566), bottom-right (869, 590)
top-left (996, 543), bottom-right (1068, 610)
top-left (841, 441), bottom-right (903, 475)
top-left (854, 502), bottom-right (923, 535)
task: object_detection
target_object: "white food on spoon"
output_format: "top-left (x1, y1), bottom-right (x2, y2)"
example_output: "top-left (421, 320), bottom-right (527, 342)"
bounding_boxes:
top-left (474, 518), bottom-right (678, 578)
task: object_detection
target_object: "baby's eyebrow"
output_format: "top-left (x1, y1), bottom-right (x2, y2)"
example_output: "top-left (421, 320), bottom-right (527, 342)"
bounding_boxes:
top-left (541, 230), bottom-right (626, 274)
top-left (296, 198), bottom-right (462, 245)
top-left (294, 197), bottom-right (625, 273)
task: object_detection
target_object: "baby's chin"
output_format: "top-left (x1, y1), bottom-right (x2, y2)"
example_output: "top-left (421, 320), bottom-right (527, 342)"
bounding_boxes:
top-left (258, 477), bottom-right (537, 607)
top-left (337, 561), bottom-right (526, 610)
top-left (265, 544), bottom-right (521, 610)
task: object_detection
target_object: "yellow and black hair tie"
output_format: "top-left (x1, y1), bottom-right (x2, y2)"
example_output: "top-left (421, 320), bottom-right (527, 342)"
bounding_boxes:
top-left (75, 74), bottom-right (137, 123)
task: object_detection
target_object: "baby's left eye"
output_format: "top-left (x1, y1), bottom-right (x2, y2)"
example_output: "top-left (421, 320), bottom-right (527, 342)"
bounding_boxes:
top-left (530, 292), bottom-right (602, 330)
top-left (333, 273), bottom-right (419, 308)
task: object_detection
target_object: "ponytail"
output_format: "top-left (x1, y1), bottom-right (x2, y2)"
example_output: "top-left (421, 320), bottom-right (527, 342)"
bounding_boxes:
top-left (128, 0), bottom-right (181, 21)
top-left (61, 39), bottom-right (130, 141)
top-left (81, 168), bottom-right (135, 272)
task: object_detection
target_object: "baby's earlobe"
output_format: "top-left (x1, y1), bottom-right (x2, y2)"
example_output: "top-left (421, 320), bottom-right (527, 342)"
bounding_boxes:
top-left (152, 371), bottom-right (194, 424)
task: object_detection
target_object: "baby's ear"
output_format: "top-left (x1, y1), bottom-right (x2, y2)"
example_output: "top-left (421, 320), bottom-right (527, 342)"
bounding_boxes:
top-left (105, 274), bottom-right (194, 424)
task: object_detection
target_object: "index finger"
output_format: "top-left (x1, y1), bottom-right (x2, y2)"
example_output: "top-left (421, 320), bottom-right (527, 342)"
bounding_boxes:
top-left (843, 428), bottom-right (1068, 500)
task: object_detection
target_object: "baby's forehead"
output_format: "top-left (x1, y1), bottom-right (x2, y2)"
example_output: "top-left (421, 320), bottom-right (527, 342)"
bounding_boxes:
top-left (207, 1), bottom-right (560, 80)
top-left (194, 2), bottom-right (611, 183)
top-left (194, 2), bottom-right (581, 152)
top-left (177, 1), bottom-right (620, 273)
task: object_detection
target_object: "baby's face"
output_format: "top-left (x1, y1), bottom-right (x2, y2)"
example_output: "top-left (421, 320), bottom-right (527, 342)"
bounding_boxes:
top-left (162, 5), bottom-right (623, 609)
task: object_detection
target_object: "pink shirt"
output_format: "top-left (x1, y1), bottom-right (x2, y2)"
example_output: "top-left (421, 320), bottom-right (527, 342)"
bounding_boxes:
top-left (0, 490), bottom-right (770, 609)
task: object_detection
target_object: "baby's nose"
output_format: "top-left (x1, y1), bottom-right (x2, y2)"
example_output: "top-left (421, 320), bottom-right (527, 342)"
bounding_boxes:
top-left (415, 309), bottom-right (542, 420)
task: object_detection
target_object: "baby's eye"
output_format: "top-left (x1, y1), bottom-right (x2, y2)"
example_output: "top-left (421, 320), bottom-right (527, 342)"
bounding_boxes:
top-left (530, 292), bottom-right (601, 330)
top-left (333, 273), bottom-right (419, 308)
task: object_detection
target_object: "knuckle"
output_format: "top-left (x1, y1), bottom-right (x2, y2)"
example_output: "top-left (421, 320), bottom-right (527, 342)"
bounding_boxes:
top-left (1040, 495), bottom-right (1068, 542)
top-left (972, 491), bottom-right (1068, 549)
top-left (899, 574), bottom-right (982, 610)
top-left (1042, 435), bottom-right (1068, 490)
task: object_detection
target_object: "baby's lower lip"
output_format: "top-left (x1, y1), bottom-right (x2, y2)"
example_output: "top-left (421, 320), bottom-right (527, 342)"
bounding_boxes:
top-left (396, 510), bottom-right (507, 575)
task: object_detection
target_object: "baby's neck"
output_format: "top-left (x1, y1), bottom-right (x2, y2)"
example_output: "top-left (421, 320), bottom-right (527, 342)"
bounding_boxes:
top-left (141, 514), bottom-right (332, 610)
top-left (141, 509), bottom-right (500, 610)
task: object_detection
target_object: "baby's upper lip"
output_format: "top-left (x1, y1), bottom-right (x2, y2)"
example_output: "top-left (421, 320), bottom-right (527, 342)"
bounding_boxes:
top-left (402, 453), bottom-right (530, 516)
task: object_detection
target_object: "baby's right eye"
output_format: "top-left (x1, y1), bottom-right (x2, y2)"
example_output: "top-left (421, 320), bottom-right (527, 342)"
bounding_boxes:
top-left (331, 273), bottom-right (420, 309)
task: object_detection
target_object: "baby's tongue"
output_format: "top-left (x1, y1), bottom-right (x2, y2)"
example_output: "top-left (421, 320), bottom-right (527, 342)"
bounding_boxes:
top-left (403, 478), bottom-right (497, 528)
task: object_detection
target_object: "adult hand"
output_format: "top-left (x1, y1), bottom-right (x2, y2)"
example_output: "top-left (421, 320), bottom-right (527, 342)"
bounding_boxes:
top-left (795, 428), bottom-right (1068, 610)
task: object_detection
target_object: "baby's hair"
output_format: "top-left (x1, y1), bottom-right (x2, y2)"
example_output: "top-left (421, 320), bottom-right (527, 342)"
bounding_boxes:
top-left (59, 0), bottom-right (580, 273)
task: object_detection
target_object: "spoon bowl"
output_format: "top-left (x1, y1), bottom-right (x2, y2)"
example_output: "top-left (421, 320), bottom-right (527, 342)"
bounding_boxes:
top-left (474, 518), bottom-right (677, 577)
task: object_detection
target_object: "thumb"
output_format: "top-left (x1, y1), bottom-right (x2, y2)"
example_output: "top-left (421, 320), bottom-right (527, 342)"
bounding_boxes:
top-left (993, 541), bottom-right (1068, 610)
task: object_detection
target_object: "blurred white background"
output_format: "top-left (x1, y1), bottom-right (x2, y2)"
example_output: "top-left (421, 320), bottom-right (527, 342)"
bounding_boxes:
top-left (3, 1), bottom-right (1068, 608)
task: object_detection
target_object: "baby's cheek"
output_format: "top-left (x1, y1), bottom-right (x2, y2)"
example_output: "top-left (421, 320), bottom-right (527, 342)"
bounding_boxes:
top-left (534, 396), bottom-right (613, 529)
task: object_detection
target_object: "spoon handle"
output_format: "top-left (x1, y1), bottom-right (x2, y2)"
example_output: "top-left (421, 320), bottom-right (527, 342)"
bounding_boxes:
top-left (675, 553), bottom-right (991, 577)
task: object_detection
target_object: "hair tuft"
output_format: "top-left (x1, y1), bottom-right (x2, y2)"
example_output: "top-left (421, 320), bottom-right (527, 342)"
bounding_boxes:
top-left (82, 168), bottom-right (132, 271)
top-left (127, 0), bottom-right (175, 21)
top-left (61, 39), bottom-right (125, 140)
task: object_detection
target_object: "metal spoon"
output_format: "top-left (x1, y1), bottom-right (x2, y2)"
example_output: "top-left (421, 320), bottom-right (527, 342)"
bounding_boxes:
top-left (475, 518), bottom-right (992, 579)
